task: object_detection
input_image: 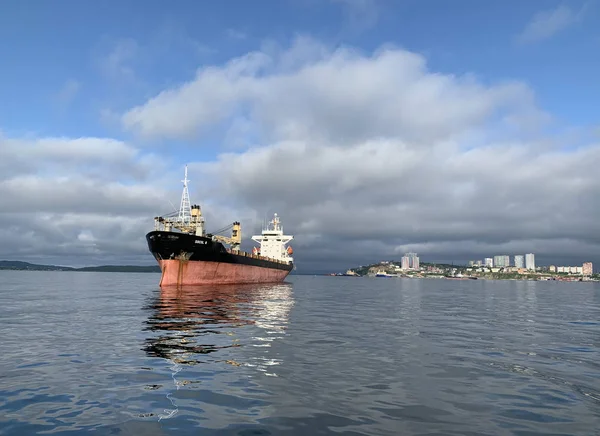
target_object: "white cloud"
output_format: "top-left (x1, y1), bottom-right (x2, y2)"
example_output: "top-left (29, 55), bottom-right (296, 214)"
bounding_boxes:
top-left (119, 36), bottom-right (599, 270)
top-left (0, 133), bottom-right (264, 267)
top-left (236, 130), bottom-right (600, 269)
top-left (0, 135), bottom-right (160, 181)
top-left (122, 37), bottom-right (539, 145)
top-left (3, 36), bottom-right (599, 271)
top-left (517, 4), bottom-right (589, 43)
top-left (0, 135), bottom-right (183, 266)
top-left (77, 230), bottom-right (96, 243)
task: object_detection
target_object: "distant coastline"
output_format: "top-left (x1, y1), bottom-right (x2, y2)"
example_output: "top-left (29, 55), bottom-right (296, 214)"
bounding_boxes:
top-left (0, 260), bottom-right (315, 275)
top-left (335, 261), bottom-right (599, 282)
top-left (0, 260), bottom-right (161, 273)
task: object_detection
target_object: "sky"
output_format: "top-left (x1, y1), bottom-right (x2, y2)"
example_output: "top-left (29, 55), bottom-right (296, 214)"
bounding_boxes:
top-left (0, 0), bottom-right (599, 273)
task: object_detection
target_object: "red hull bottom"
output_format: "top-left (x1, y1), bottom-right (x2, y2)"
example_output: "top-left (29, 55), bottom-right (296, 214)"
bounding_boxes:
top-left (158, 259), bottom-right (291, 286)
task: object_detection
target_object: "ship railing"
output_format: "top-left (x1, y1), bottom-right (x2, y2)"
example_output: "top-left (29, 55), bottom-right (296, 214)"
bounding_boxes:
top-left (224, 248), bottom-right (287, 264)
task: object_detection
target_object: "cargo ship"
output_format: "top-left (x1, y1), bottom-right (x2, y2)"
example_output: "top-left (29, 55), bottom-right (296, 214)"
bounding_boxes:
top-left (146, 166), bottom-right (294, 286)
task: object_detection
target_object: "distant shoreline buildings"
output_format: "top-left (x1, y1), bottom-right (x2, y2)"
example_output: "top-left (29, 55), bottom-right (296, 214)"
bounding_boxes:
top-left (468, 253), bottom-right (592, 275)
top-left (471, 253), bottom-right (536, 270)
top-left (346, 251), bottom-right (595, 280)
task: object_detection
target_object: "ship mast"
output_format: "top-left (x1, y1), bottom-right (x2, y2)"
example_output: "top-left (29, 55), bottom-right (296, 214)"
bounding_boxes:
top-left (153, 166), bottom-right (240, 246)
top-left (178, 165), bottom-right (191, 225)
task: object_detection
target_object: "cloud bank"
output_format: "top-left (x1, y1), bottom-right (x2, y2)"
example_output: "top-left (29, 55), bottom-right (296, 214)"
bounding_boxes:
top-left (2, 37), bottom-right (598, 271)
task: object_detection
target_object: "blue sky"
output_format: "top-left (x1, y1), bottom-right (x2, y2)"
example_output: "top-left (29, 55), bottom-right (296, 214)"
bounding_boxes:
top-left (1, 0), bottom-right (597, 145)
top-left (1, 0), bottom-right (600, 270)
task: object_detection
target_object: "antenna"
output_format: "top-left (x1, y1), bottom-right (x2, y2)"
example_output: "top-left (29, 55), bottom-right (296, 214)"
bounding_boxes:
top-left (177, 165), bottom-right (191, 224)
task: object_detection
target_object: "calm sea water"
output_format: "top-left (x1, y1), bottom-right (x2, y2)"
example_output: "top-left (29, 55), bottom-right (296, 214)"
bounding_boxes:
top-left (1, 272), bottom-right (599, 435)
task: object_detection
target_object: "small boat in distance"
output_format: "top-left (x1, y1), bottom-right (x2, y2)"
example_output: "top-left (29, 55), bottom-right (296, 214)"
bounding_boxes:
top-left (146, 166), bottom-right (294, 286)
top-left (375, 270), bottom-right (396, 277)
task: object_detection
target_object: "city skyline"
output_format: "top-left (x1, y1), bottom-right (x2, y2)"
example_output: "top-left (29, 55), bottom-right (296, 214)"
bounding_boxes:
top-left (377, 251), bottom-right (594, 270)
top-left (358, 251), bottom-right (594, 277)
top-left (456, 252), bottom-right (592, 272)
top-left (469, 253), bottom-right (537, 269)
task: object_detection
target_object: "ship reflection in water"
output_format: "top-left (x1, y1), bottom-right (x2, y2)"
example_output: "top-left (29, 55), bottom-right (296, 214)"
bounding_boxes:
top-left (143, 282), bottom-right (294, 368)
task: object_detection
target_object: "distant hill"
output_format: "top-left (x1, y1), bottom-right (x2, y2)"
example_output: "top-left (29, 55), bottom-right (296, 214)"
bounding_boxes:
top-left (0, 260), bottom-right (75, 271)
top-left (0, 260), bottom-right (160, 273)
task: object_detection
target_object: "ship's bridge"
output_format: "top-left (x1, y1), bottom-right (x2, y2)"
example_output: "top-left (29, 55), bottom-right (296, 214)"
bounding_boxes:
top-left (251, 213), bottom-right (294, 263)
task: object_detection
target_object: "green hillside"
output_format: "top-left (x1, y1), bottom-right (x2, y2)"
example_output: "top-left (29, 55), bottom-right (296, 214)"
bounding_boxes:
top-left (0, 260), bottom-right (160, 273)
top-left (0, 260), bottom-right (74, 271)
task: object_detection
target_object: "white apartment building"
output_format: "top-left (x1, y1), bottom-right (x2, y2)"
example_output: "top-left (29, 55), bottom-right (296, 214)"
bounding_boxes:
top-left (514, 255), bottom-right (524, 268)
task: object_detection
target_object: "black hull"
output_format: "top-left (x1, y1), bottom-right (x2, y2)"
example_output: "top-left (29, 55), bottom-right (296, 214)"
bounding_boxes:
top-left (146, 231), bottom-right (293, 272)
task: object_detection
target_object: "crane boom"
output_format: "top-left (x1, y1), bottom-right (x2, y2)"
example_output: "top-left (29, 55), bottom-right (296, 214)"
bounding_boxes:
top-left (209, 221), bottom-right (241, 251)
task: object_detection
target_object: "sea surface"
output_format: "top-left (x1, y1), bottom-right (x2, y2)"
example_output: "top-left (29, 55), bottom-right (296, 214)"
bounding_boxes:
top-left (1, 272), bottom-right (599, 435)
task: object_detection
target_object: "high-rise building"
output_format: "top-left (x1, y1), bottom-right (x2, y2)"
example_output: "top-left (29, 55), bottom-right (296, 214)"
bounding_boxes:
top-left (583, 262), bottom-right (593, 276)
top-left (514, 255), bottom-right (524, 268)
top-left (484, 258), bottom-right (493, 267)
top-left (525, 253), bottom-right (535, 271)
top-left (405, 252), bottom-right (419, 270)
top-left (412, 256), bottom-right (420, 270)
top-left (494, 255), bottom-right (510, 267)
top-left (468, 260), bottom-right (475, 267)
top-left (401, 256), bottom-right (410, 270)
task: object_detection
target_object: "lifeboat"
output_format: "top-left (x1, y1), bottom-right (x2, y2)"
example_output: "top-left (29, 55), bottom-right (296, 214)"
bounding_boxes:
top-left (287, 246), bottom-right (293, 255)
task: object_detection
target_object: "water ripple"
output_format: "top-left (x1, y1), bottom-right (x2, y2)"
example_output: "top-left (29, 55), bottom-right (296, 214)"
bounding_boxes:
top-left (0, 272), bottom-right (599, 434)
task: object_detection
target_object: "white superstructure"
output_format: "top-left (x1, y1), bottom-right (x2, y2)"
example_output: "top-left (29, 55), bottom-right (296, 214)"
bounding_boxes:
top-left (252, 213), bottom-right (294, 264)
